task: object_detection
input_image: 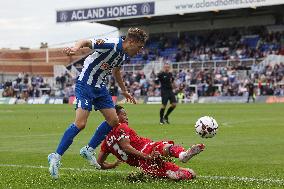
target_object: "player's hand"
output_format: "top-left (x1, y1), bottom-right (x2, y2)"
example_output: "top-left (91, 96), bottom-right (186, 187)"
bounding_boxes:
top-left (121, 91), bottom-right (137, 104)
top-left (63, 47), bottom-right (79, 56)
top-left (146, 146), bottom-right (161, 160)
top-left (114, 160), bottom-right (122, 167)
top-left (150, 151), bottom-right (161, 159)
top-left (145, 152), bottom-right (160, 160)
top-left (95, 39), bottom-right (105, 45)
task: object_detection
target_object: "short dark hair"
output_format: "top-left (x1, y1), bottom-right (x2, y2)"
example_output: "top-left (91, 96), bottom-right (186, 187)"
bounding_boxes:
top-left (115, 105), bottom-right (124, 114)
top-left (126, 28), bottom-right (148, 43)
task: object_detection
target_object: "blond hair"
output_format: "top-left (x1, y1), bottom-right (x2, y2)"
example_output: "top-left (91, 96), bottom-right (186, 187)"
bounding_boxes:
top-left (126, 27), bottom-right (148, 43)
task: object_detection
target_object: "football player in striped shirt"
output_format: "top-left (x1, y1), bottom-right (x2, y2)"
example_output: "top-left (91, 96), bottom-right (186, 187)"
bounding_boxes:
top-left (48, 28), bottom-right (147, 179)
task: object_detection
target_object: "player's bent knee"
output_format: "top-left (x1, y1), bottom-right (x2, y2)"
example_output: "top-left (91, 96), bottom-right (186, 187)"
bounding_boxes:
top-left (187, 169), bottom-right (196, 179)
top-left (106, 118), bottom-right (119, 127)
top-left (162, 144), bottom-right (173, 156)
top-left (75, 121), bottom-right (87, 130)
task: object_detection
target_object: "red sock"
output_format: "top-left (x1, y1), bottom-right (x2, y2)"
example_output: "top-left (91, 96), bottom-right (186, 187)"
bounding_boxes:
top-left (169, 145), bottom-right (185, 158)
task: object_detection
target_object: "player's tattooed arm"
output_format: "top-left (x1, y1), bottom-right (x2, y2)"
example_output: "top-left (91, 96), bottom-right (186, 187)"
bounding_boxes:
top-left (97, 151), bottom-right (121, 170)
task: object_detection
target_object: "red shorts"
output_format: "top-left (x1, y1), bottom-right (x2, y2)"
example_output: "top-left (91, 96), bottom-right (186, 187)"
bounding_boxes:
top-left (138, 141), bottom-right (193, 180)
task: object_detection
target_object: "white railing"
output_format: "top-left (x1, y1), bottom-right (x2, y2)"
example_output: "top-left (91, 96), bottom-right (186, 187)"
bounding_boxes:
top-left (171, 59), bottom-right (258, 71)
top-left (122, 64), bottom-right (145, 72)
top-left (122, 58), bottom-right (261, 73)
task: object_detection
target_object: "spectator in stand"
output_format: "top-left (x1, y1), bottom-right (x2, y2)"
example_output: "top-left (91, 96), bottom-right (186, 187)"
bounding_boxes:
top-left (109, 79), bottom-right (119, 103)
top-left (2, 86), bottom-right (14, 97)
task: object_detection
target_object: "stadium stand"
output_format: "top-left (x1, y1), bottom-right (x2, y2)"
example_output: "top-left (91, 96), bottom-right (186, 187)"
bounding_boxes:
top-left (1, 2), bottom-right (284, 102)
top-left (1, 27), bottom-right (284, 101)
top-left (129, 27), bottom-right (284, 64)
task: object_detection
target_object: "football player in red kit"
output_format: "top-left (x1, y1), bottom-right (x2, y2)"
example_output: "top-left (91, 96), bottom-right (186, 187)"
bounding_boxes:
top-left (97, 105), bottom-right (205, 180)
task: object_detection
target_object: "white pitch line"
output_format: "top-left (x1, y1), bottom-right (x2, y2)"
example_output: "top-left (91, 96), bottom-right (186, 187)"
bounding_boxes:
top-left (221, 118), bottom-right (276, 127)
top-left (0, 134), bottom-right (61, 139)
top-left (0, 164), bottom-right (121, 173)
top-left (0, 164), bottom-right (283, 184)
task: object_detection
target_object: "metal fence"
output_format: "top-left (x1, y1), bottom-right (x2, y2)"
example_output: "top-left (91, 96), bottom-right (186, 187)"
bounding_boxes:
top-left (121, 58), bottom-right (263, 73)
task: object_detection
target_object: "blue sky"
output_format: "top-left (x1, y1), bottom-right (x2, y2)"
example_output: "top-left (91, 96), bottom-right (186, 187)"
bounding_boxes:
top-left (0, 0), bottom-right (139, 49)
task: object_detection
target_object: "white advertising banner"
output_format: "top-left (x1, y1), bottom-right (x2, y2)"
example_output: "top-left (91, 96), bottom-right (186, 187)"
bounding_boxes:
top-left (56, 0), bottom-right (284, 22)
top-left (155, 0), bottom-right (284, 16)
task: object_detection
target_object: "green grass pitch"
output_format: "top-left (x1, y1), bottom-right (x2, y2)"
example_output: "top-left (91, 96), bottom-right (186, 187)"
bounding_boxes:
top-left (0, 103), bottom-right (283, 188)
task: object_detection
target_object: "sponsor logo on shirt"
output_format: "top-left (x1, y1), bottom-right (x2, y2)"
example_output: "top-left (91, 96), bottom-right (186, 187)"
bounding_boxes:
top-left (100, 62), bottom-right (110, 70)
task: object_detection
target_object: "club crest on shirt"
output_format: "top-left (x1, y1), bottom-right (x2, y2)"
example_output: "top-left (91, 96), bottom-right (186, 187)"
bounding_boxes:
top-left (119, 129), bottom-right (126, 136)
top-left (100, 62), bottom-right (109, 70)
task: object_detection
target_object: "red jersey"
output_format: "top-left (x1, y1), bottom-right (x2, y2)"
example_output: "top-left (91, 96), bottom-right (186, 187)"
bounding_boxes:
top-left (101, 123), bottom-right (152, 166)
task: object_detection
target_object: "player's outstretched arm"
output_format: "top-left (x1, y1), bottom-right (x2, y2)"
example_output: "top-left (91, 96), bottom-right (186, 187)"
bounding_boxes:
top-left (119, 138), bottom-right (158, 160)
top-left (63, 40), bottom-right (92, 56)
top-left (97, 151), bottom-right (121, 170)
top-left (113, 67), bottom-right (136, 104)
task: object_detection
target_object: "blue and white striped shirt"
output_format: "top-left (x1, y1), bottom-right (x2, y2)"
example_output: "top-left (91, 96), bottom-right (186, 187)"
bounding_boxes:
top-left (78, 37), bottom-right (127, 87)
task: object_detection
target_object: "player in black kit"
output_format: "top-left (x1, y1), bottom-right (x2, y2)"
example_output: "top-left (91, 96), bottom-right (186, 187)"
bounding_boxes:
top-left (246, 81), bottom-right (255, 103)
top-left (157, 63), bottom-right (177, 125)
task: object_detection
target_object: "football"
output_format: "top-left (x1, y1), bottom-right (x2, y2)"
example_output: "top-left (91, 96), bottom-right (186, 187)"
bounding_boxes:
top-left (195, 116), bottom-right (218, 138)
